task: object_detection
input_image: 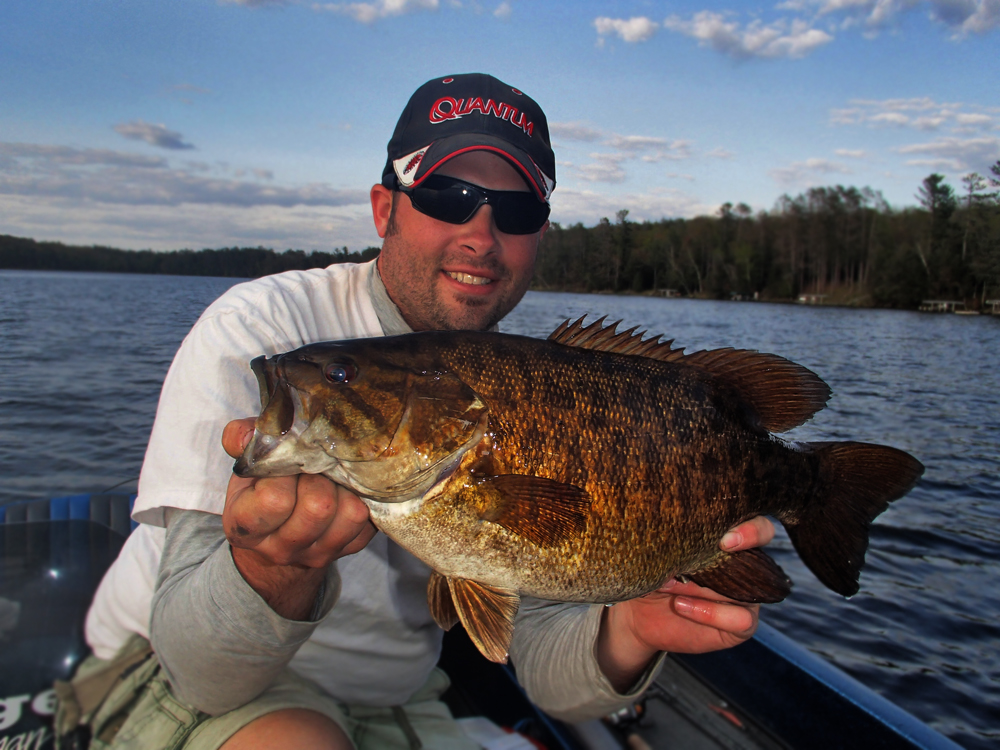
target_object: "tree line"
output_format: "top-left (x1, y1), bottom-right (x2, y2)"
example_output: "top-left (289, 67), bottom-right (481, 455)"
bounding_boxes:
top-left (3, 165), bottom-right (999, 309)
top-left (0, 236), bottom-right (380, 278)
top-left (535, 164), bottom-right (1000, 309)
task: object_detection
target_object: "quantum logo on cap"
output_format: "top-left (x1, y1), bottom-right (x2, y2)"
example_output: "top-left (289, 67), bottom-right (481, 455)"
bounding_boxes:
top-left (429, 97), bottom-right (534, 136)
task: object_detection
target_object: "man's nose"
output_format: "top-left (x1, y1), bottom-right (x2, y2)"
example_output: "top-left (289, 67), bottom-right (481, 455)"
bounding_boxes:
top-left (457, 204), bottom-right (499, 252)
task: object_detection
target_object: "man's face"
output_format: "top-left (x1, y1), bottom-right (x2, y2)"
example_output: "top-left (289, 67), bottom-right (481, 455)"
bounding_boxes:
top-left (373, 150), bottom-right (547, 332)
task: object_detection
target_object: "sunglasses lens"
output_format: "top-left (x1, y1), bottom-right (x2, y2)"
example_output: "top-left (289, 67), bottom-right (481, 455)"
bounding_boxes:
top-left (493, 194), bottom-right (550, 235)
top-left (406, 176), bottom-right (549, 235)
top-left (408, 180), bottom-right (482, 225)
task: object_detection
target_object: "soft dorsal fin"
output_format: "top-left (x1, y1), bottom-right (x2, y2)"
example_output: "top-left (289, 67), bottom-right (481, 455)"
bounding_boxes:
top-left (427, 571), bottom-right (459, 631)
top-left (447, 578), bottom-right (520, 663)
top-left (549, 316), bottom-right (831, 433)
top-left (679, 347), bottom-right (831, 433)
top-left (480, 474), bottom-right (591, 548)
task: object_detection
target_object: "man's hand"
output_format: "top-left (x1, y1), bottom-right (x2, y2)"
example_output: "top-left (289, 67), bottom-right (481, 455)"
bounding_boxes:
top-left (221, 418), bottom-right (377, 620)
top-left (596, 516), bottom-right (775, 692)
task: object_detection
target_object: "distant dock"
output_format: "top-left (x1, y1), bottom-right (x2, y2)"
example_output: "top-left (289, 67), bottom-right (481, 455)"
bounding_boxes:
top-left (920, 299), bottom-right (1000, 315)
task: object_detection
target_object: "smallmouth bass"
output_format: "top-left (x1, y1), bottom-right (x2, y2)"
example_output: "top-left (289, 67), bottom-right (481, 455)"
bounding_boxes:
top-left (235, 318), bottom-right (924, 662)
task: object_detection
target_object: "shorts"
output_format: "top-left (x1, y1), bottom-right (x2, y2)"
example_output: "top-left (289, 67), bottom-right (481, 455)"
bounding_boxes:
top-left (59, 637), bottom-right (478, 750)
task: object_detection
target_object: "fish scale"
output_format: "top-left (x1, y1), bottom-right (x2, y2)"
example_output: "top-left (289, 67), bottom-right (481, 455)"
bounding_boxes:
top-left (236, 318), bottom-right (924, 663)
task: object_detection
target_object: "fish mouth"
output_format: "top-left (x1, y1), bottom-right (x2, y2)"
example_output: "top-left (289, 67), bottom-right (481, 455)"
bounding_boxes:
top-left (234, 355), bottom-right (338, 479)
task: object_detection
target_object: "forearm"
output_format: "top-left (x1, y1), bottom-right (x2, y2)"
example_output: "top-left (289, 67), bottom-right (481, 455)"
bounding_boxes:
top-left (151, 509), bottom-right (340, 715)
top-left (509, 597), bottom-right (665, 723)
top-left (597, 603), bottom-right (660, 692)
top-left (230, 545), bottom-right (327, 621)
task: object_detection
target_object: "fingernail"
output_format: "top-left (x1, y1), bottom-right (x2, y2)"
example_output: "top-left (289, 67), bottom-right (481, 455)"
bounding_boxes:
top-left (659, 578), bottom-right (677, 592)
top-left (673, 597), bottom-right (694, 614)
top-left (721, 531), bottom-right (742, 550)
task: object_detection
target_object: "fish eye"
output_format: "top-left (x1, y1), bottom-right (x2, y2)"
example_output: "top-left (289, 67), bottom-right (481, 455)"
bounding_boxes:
top-left (324, 361), bottom-right (357, 384)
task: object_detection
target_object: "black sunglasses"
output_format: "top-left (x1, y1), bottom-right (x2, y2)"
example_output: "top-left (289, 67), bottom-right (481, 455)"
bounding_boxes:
top-left (399, 174), bottom-right (550, 235)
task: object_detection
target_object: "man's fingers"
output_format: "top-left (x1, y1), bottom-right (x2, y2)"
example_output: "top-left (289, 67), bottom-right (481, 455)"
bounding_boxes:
top-left (225, 474), bottom-right (300, 546)
top-left (720, 516), bottom-right (776, 552)
top-left (222, 417), bottom-right (257, 459)
top-left (260, 478), bottom-right (373, 566)
top-left (672, 596), bottom-right (759, 638)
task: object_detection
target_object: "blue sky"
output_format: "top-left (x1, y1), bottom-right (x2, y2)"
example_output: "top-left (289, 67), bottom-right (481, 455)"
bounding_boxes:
top-left (2, 0), bottom-right (998, 252)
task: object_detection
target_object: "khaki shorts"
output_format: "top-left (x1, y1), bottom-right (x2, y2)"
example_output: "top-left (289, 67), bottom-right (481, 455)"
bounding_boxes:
top-left (62, 639), bottom-right (478, 750)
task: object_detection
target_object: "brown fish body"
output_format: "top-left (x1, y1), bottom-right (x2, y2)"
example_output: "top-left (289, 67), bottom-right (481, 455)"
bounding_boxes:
top-left (365, 335), bottom-right (809, 603)
top-left (236, 318), bottom-right (924, 662)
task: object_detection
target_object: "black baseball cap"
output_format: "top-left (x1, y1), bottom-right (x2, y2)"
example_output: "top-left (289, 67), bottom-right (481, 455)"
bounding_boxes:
top-left (382, 73), bottom-right (555, 203)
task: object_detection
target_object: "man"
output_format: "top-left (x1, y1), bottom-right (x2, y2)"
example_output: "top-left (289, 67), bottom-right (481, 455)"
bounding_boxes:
top-left (69, 74), bottom-right (773, 750)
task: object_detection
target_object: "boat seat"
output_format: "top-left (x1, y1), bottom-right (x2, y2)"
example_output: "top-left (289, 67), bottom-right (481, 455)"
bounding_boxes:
top-left (0, 493), bottom-right (136, 538)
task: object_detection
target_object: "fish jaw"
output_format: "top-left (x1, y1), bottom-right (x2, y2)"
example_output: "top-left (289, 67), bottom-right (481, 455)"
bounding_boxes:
top-left (233, 382), bottom-right (343, 478)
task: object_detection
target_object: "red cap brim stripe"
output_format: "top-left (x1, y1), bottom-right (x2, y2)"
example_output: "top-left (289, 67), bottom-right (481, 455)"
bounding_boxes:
top-left (411, 145), bottom-right (548, 202)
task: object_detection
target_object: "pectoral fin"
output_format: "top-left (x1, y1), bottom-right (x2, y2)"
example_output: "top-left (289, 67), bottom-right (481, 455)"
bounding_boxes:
top-left (447, 578), bottom-right (520, 664)
top-left (480, 475), bottom-right (591, 548)
top-left (687, 548), bottom-right (792, 604)
top-left (427, 571), bottom-right (459, 631)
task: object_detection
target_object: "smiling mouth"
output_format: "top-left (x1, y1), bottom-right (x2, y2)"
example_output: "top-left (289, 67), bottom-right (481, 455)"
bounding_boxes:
top-left (446, 271), bottom-right (493, 286)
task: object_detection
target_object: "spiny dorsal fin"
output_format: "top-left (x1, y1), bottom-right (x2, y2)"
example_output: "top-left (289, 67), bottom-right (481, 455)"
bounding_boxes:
top-left (480, 475), bottom-right (591, 547)
top-left (549, 316), bottom-right (830, 433)
top-left (447, 578), bottom-right (520, 663)
top-left (687, 549), bottom-right (792, 604)
top-left (549, 316), bottom-right (682, 361)
top-left (427, 571), bottom-right (459, 631)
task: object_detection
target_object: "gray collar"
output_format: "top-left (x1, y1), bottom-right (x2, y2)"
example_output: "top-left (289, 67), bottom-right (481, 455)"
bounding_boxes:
top-left (368, 260), bottom-right (414, 336)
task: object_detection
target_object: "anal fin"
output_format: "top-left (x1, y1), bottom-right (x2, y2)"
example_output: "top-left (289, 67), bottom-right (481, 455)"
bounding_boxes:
top-left (687, 549), bottom-right (792, 604)
top-left (427, 571), bottom-right (459, 631)
top-left (447, 578), bottom-right (520, 664)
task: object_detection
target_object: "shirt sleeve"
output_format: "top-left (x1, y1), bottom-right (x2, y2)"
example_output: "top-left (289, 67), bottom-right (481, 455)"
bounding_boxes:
top-left (131, 306), bottom-right (275, 526)
top-left (509, 597), bottom-right (665, 723)
top-left (150, 508), bottom-right (340, 715)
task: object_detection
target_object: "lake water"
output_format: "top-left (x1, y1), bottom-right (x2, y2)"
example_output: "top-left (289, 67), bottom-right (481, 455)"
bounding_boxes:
top-left (1, 269), bottom-right (997, 748)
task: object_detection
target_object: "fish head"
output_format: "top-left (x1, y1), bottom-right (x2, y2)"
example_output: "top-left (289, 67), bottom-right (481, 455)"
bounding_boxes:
top-left (234, 337), bottom-right (489, 501)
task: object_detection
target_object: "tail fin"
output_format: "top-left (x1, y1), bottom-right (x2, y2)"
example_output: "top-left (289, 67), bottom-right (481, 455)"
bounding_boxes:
top-left (784, 442), bottom-right (924, 597)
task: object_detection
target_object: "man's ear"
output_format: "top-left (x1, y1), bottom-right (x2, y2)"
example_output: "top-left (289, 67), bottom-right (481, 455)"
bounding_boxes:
top-left (371, 184), bottom-right (393, 239)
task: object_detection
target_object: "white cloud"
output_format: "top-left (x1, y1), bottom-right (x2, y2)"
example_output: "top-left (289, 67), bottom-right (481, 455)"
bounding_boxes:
top-left (574, 154), bottom-right (628, 184)
top-left (0, 194), bottom-right (380, 252)
top-left (552, 124), bottom-right (715, 183)
top-left (0, 141), bottom-right (368, 209)
top-left (835, 148), bottom-right (869, 158)
top-left (312, 0), bottom-right (438, 23)
top-left (593, 16), bottom-right (659, 43)
top-left (552, 125), bottom-right (697, 183)
top-left (549, 122), bottom-right (604, 142)
top-left (871, 112), bottom-right (911, 126)
top-left (494, 1), bottom-right (511, 20)
top-left (114, 121), bottom-right (195, 150)
top-left (806, 0), bottom-right (1000, 35)
top-left (550, 187), bottom-right (714, 225)
top-left (221, 0), bottom-right (291, 6)
top-left (831, 98), bottom-right (998, 132)
top-left (663, 11), bottom-right (833, 59)
top-left (896, 136), bottom-right (1000, 171)
top-left (606, 134), bottom-right (671, 151)
top-left (769, 158), bottom-right (852, 185)
top-left (0, 141), bottom-right (377, 251)
top-left (706, 147), bottom-right (736, 159)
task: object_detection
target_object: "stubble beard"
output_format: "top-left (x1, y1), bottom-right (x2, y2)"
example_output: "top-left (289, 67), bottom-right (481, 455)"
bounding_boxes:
top-left (379, 233), bottom-right (530, 332)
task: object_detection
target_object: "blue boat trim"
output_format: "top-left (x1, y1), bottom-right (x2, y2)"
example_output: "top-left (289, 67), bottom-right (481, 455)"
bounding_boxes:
top-left (752, 622), bottom-right (962, 750)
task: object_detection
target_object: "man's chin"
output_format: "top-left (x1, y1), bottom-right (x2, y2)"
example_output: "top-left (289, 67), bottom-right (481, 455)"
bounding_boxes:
top-left (436, 295), bottom-right (506, 331)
